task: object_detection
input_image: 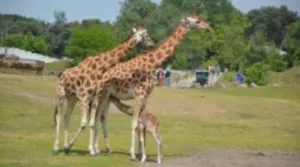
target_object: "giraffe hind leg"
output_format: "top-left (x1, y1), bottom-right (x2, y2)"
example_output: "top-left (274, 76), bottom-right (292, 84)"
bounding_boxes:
top-left (53, 95), bottom-right (65, 155)
top-left (152, 132), bottom-right (162, 164)
top-left (63, 97), bottom-right (76, 154)
top-left (100, 99), bottom-right (112, 154)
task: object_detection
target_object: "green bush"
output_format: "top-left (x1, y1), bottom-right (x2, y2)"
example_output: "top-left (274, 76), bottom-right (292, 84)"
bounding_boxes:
top-left (223, 72), bottom-right (235, 82)
top-left (266, 48), bottom-right (287, 72)
top-left (245, 62), bottom-right (270, 86)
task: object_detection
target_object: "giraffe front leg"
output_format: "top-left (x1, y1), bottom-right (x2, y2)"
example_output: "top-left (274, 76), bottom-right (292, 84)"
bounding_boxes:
top-left (130, 95), bottom-right (147, 160)
top-left (64, 100), bottom-right (88, 154)
top-left (140, 128), bottom-right (147, 163)
top-left (130, 113), bottom-right (139, 160)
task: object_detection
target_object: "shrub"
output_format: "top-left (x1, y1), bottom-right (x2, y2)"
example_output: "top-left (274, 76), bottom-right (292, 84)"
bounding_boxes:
top-left (223, 72), bottom-right (235, 82)
top-left (266, 49), bottom-right (287, 72)
top-left (245, 62), bottom-right (269, 86)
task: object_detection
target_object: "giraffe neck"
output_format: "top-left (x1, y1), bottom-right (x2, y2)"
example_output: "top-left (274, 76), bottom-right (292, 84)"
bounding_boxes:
top-left (101, 34), bottom-right (137, 65)
top-left (78, 33), bottom-right (137, 69)
top-left (141, 23), bottom-right (189, 69)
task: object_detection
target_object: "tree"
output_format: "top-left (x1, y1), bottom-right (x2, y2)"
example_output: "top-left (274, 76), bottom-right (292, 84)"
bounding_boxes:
top-left (266, 46), bottom-right (287, 72)
top-left (64, 24), bottom-right (119, 65)
top-left (172, 52), bottom-right (189, 69)
top-left (284, 21), bottom-right (300, 66)
top-left (247, 5), bottom-right (299, 46)
top-left (2, 33), bottom-right (50, 55)
top-left (246, 30), bottom-right (268, 66)
top-left (0, 14), bottom-right (48, 37)
top-left (47, 11), bottom-right (70, 58)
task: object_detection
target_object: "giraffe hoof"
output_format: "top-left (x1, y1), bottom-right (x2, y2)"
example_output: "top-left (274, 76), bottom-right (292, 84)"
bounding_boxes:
top-left (89, 153), bottom-right (98, 157)
top-left (64, 147), bottom-right (70, 154)
top-left (95, 150), bottom-right (100, 155)
top-left (129, 156), bottom-right (137, 161)
top-left (53, 149), bottom-right (59, 155)
top-left (106, 148), bottom-right (112, 155)
top-left (89, 150), bottom-right (98, 157)
top-left (140, 156), bottom-right (146, 163)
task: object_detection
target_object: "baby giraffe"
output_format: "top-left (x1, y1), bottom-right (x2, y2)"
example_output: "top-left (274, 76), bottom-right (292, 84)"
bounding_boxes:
top-left (137, 110), bottom-right (162, 164)
top-left (109, 97), bottom-right (162, 164)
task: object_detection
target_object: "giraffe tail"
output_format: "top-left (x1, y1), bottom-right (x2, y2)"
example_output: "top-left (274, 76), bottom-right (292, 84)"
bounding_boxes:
top-left (109, 96), bottom-right (134, 116)
top-left (57, 72), bottom-right (62, 78)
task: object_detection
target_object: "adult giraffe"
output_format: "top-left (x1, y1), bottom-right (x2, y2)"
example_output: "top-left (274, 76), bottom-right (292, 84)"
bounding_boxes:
top-left (91, 13), bottom-right (213, 161)
top-left (53, 26), bottom-right (155, 156)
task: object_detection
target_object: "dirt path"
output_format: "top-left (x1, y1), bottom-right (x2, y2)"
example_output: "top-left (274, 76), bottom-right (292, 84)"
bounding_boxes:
top-left (140, 147), bottom-right (300, 167)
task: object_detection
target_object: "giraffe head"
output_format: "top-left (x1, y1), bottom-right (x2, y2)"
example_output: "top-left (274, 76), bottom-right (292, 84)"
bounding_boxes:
top-left (181, 13), bottom-right (213, 31)
top-left (132, 26), bottom-right (155, 47)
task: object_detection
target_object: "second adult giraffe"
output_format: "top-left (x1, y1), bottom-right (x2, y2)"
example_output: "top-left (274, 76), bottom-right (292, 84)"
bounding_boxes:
top-left (91, 13), bottom-right (213, 160)
top-left (53, 26), bottom-right (155, 156)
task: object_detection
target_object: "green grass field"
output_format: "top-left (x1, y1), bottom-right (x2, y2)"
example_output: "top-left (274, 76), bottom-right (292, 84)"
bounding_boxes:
top-left (0, 73), bottom-right (300, 167)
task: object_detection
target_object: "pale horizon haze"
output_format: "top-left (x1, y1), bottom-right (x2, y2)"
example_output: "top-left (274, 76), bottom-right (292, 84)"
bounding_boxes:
top-left (0, 0), bottom-right (299, 23)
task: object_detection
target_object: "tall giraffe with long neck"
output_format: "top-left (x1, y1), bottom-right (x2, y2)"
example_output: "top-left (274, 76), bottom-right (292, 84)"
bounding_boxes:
top-left (89, 13), bottom-right (213, 160)
top-left (53, 26), bottom-right (155, 156)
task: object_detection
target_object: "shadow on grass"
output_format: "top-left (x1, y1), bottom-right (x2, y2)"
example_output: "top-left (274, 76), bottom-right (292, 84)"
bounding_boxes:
top-left (55, 148), bottom-right (183, 160)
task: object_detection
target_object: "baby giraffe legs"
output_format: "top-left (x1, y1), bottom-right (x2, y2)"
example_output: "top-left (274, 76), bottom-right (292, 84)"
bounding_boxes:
top-left (137, 112), bottom-right (162, 164)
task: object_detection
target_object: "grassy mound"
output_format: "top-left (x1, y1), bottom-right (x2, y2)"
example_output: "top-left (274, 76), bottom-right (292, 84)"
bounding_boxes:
top-left (269, 66), bottom-right (300, 86)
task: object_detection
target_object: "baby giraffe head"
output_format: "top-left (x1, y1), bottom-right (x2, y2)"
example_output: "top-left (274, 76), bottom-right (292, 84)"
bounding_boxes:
top-left (181, 12), bottom-right (213, 31)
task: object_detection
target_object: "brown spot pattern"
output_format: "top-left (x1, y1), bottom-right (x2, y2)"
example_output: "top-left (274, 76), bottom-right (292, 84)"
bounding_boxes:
top-left (72, 70), bottom-right (78, 75)
top-left (149, 58), bottom-right (155, 64)
top-left (91, 63), bottom-right (97, 70)
top-left (87, 89), bottom-right (94, 95)
top-left (70, 77), bottom-right (75, 82)
top-left (156, 51), bottom-right (163, 60)
top-left (90, 74), bottom-right (96, 81)
top-left (103, 55), bottom-right (108, 61)
top-left (95, 57), bottom-right (101, 61)
top-left (85, 79), bottom-right (91, 87)
top-left (166, 49), bottom-right (172, 55)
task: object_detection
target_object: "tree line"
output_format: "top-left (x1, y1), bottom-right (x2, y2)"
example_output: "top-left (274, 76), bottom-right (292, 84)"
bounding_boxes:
top-left (0, 0), bottom-right (299, 74)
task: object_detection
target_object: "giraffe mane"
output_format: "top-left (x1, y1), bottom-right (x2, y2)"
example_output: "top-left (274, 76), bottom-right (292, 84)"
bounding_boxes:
top-left (137, 23), bottom-right (185, 55)
top-left (120, 32), bottom-right (134, 43)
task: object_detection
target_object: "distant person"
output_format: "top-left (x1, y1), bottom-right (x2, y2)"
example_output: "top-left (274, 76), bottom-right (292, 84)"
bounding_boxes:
top-left (164, 69), bottom-right (171, 86)
top-left (158, 69), bottom-right (164, 86)
top-left (156, 70), bottom-right (160, 84)
top-left (236, 72), bottom-right (244, 84)
top-left (215, 66), bottom-right (221, 76)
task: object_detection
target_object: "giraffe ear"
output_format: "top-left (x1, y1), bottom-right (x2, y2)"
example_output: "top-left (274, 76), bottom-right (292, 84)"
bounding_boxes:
top-left (132, 28), bottom-right (137, 33)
